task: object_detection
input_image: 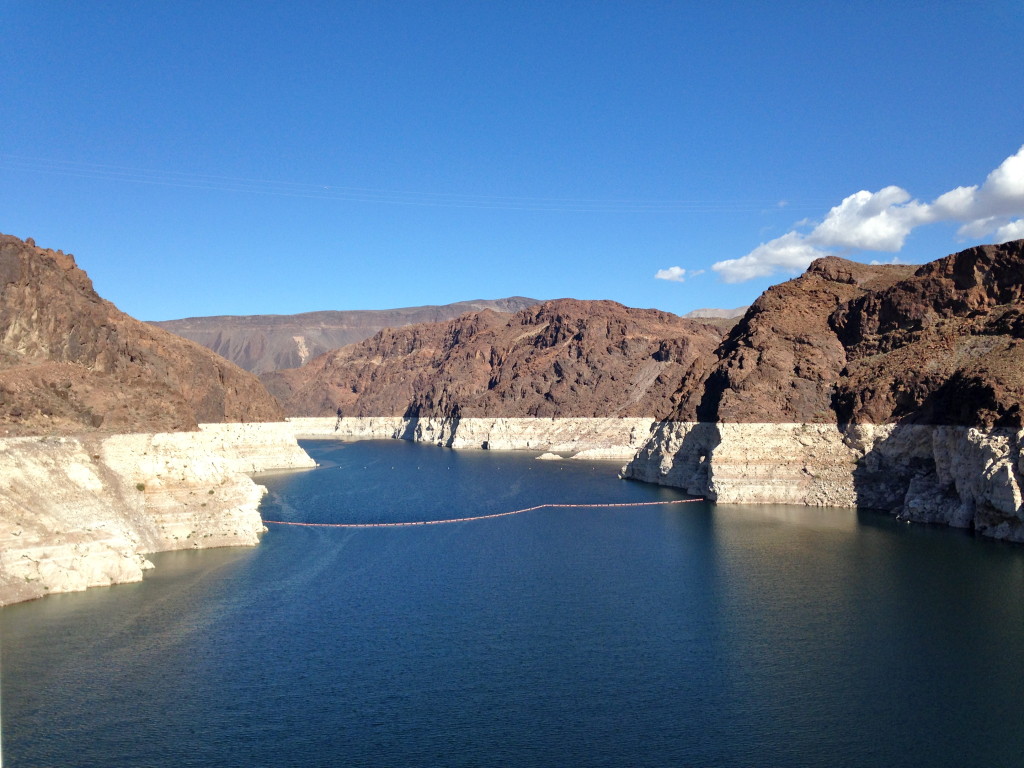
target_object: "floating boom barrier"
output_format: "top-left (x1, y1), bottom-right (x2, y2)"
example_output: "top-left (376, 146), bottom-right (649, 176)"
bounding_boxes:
top-left (263, 498), bottom-right (704, 529)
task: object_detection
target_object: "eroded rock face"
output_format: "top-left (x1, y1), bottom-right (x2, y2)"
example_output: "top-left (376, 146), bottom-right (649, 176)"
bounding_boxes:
top-left (672, 257), bottom-right (917, 423)
top-left (263, 299), bottom-right (727, 420)
top-left (623, 421), bottom-right (1024, 541)
top-left (667, 242), bottom-right (1024, 429)
top-left (0, 234), bottom-right (284, 434)
top-left (832, 241), bottom-right (1024, 427)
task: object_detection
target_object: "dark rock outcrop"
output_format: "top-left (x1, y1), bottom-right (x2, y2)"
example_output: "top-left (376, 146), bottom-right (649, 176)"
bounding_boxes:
top-left (669, 242), bottom-right (1024, 429)
top-left (832, 241), bottom-right (1024, 427)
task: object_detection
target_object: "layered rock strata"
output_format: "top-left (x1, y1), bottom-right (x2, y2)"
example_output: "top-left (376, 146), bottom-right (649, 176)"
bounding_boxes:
top-left (0, 422), bottom-right (315, 606)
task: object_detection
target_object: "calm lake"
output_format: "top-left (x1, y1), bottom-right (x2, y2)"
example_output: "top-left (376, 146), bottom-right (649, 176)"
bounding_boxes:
top-left (3, 439), bottom-right (1024, 767)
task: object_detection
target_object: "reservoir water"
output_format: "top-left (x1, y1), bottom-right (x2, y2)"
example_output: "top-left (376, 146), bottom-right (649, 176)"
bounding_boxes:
top-left (3, 439), bottom-right (1024, 767)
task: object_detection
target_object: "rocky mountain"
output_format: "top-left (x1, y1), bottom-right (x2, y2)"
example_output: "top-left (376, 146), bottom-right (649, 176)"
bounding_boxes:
top-left (0, 234), bottom-right (283, 435)
top-left (619, 241), bottom-right (1024, 541)
top-left (669, 241), bottom-right (1024, 428)
top-left (151, 296), bottom-right (540, 374)
top-left (262, 299), bottom-right (727, 419)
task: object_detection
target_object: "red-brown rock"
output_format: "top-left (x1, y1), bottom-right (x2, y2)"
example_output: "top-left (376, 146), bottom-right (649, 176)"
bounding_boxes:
top-left (0, 234), bottom-right (283, 435)
top-left (263, 299), bottom-right (727, 419)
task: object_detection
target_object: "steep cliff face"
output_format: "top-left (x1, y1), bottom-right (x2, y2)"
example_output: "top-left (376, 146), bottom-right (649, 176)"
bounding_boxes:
top-left (669, 241), bottom-right (1024, 428)
top-left (151, 297), bottom-right (539, 373)
top-left (0, 234), bottom-right (284, 435)
top-left (264, 299), bottom-right (726, 420)
top-left (673, 257), bottom-right (916, 422)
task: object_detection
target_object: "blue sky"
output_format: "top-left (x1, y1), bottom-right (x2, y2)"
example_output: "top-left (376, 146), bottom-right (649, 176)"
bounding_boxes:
top-left (3, 1), bottom-right (1023, 320)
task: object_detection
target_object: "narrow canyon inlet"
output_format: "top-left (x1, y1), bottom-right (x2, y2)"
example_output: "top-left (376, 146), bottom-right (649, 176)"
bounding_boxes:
top-left (3, 440), bottom-right (1023, 767)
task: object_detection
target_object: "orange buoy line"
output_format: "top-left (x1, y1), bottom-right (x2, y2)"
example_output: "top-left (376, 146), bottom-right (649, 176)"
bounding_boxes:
top-left (263, 498), bottom-right (705, 529)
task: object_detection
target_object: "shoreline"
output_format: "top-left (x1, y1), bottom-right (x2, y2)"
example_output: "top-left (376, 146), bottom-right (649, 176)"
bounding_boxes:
top-left (0, 422), bottom-right (315, 606)
top-left (5, 413), bottom-right (1021, 607)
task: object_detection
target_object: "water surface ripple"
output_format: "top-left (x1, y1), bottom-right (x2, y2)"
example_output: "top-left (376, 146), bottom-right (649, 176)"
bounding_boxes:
top-left (3, 440), bottom-right (1023, 767)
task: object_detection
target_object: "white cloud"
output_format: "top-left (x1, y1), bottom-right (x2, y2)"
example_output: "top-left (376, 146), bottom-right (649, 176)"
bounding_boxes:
top-left (714, 232), bottom-right (827, 283)
top-left (713, 145), bottom-right (1024, 282)
top-left (993, 219), bottom-right (1024, 243)
top-left (805, 186), bottom-right (933, 251)
top-left (655, 266), bottom-right (688, 282)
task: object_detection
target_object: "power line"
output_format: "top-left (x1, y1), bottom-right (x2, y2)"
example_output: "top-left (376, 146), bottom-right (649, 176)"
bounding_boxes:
top-left (1, 154), bottom-right (824, 214)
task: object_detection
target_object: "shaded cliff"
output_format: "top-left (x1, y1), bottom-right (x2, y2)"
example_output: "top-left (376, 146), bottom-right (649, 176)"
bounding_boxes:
top-left (263, 299), bottom-right (727, 419)
top-left (0, 234), bottom-right (283, 435)
top-left (151, 297), bottom-right (540, 373)
top-left (674, 257), bottom-right (917, 423)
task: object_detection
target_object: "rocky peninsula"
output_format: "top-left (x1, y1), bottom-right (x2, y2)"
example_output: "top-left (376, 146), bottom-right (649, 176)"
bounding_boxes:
top-left (0, 235), bottom-right (315, 605)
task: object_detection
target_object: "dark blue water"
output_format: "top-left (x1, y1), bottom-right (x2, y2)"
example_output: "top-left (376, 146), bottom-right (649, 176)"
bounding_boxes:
top-left (3, 439), bottom-right (1024, 767)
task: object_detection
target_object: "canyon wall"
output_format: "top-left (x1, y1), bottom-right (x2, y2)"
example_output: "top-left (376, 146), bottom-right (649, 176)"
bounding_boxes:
top-left (0, 423), bottom-right (315, 606)
top-left (0, 234), bottom-right (285, 435)
top-left (263, 299), bottom-right (726, 420)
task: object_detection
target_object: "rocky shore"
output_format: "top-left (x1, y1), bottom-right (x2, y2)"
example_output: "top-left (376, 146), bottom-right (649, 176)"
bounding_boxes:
top-left (623, 421), bottom-right (1024, 542)
top-left (0, 423), bottom-right (314, 606)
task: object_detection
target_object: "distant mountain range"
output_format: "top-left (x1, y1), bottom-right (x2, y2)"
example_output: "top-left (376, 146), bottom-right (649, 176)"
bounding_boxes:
top-left (149, 297), bottom-right (540, 374)
top-left (682, 306), bottom-right (748, 319)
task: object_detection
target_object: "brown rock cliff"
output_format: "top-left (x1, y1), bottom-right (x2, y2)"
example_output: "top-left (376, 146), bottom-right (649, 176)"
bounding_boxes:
top-left (0, 234), bottom-right (283, 435)
top-left (672, 241), bottom-right (1024, 428)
